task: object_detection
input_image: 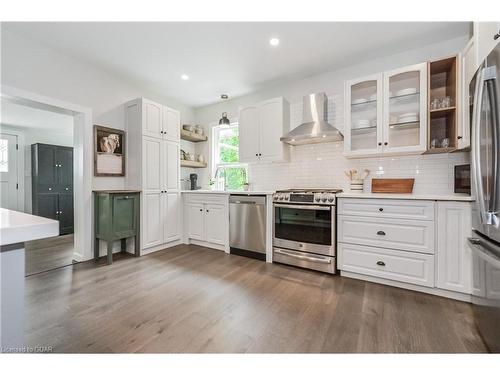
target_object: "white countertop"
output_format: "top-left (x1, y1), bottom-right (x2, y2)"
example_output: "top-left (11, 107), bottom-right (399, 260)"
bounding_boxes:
top-left (336, 192), bottom-right (475, 202)
top-left (181, 190), bottom-right (274, 195)
top-left (0, 208), bottom-right (59, 246)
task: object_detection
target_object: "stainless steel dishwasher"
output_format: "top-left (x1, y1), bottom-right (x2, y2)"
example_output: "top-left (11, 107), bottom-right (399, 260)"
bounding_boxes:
top-left (229, 195), bottom-right (267, 260)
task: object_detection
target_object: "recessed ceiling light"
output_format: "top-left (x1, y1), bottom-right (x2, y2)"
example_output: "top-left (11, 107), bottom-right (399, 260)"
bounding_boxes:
top-left (181, 74), bottom-right (189, 80)
top-left (269, 38), bottom-right (280, 47)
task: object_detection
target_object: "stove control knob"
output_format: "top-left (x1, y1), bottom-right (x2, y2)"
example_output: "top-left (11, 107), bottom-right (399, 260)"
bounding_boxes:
top-left (279, 195), bottom-right (284, 200)
top-left (315, 194), bottom-right (321, 202)
top-left (284, 195), bottom-right (289, 201)
top-left (321, 194), bottom-right (327, 202)
top-left (327, 194), bottom-right (334, 203)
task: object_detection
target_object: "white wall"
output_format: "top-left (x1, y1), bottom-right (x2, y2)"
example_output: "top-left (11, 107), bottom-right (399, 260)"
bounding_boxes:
top-left (194, 35), bottom-right (471, 193)
top-left (1, 28), bottom-right (196, 191)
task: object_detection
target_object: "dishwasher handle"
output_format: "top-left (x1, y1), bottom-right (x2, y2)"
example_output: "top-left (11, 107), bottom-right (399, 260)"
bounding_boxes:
top-left (229, 195), bottom-right (266, 205)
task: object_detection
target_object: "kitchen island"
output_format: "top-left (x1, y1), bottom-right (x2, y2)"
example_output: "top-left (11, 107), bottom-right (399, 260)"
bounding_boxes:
top-left (0, 208), bottom-right (58, 352)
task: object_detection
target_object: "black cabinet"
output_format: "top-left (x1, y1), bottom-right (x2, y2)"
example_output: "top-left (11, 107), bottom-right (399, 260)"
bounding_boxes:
top-left (32, 143), bottom-right (74, 235)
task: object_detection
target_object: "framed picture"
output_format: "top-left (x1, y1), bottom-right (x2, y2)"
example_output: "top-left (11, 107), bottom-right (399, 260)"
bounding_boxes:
top-left (94, 125), bottom-right (125, 176)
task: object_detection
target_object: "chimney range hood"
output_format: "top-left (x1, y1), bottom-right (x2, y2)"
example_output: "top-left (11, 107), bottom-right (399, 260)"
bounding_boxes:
top-left (280, 92), bottom-right (343, 145)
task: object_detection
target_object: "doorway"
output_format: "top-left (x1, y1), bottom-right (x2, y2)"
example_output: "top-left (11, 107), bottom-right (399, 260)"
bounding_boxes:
top-left (1, 85), bottom-right (93, 270)
top-left (0, 133), bottom-right (21, 210)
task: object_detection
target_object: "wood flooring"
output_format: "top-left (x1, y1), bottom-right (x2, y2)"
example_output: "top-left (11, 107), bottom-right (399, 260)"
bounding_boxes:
top-left (25, 234), bottom-right (75, 276)
top-left (24, 244), bottom-right (488, 353)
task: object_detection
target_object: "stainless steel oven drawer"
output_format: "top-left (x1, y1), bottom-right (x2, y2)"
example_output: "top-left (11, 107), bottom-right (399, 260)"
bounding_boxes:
top-left (273, 247), bottom-right (336, 274)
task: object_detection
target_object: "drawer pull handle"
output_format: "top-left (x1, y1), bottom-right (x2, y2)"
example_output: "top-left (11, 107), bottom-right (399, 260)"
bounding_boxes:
top-left (376, 261), bottom-right (385, 266)
top-left (378, 208), bottom-right (383, 212)
top-left (376, 230), bottom-right (386, 236)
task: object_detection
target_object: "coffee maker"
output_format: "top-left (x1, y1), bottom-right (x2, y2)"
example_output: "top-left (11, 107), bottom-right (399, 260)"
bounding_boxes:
top-left (189, 173), bottom-right (199, 190)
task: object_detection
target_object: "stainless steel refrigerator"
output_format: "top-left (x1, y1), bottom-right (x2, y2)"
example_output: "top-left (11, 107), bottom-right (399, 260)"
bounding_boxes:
top-left (469, 41), bottom-right (500, 353)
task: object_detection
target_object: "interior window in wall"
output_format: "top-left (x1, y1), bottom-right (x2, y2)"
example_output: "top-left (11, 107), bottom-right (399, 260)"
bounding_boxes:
top-left (212, 123), bottom-right (248, 190)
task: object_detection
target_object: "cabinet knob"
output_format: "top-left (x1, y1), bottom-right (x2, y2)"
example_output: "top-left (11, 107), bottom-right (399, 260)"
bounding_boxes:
top-left (48, 187), bottom-right (52, 191)
top-left (376, 230), bottom-right (386, 236)
top-left (199, 209), bottom-right (203, 212)
top-left (206, 210), bottom-right (209, 213)
top-left (378, 142), bottom-right (382, 146)
top-left (494, 33), bottom-right (500, 40)
top-left (384, 142), bottom-right (388, 146)
top-left (457, 136), bottom-right (463, 140)
top-left (376, 261), bottom-right (386, 266)
top-left (378, 207), bottom-right (383, 212)
top-left (65, 187), bottom-right (69, 191)
top-left (255, 153), bottom-right (258, 157)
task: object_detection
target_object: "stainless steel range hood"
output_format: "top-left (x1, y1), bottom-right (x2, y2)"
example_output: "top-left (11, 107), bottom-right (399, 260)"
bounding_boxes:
top-left (280, 92), bottom-right (343, 145)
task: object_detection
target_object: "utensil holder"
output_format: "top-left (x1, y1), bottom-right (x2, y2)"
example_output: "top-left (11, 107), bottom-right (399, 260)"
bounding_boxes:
top-left (350, 179), bottom-right (364, 192)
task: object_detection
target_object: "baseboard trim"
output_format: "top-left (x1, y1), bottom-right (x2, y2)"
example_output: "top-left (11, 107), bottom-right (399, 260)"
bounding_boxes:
top-left (340, 271), bottom-right (472, 302)
top-left (188, 239), bottom-right (225, 252)
top-left (141, 239), bottom-right (183, 255)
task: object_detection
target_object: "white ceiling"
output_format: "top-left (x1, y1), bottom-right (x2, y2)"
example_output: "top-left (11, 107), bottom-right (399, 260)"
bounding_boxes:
top-left (4, 22), bottom-right (470, 107)
top-left (1, 99), bottom-right (74, 135)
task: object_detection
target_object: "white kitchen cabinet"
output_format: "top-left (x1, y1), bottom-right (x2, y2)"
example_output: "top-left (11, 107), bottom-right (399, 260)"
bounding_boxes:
top-left (164, 193), bottom-right (181, 243)
top-left (204, 203), bottom-right (226, 245)
top-left (474, 22), bottom-right (500, 69)
top-left (163, 106), bottom-right (181, 141)
top-left (436, 201), bottom-right (472, 294)
top-left (125, 98), bottom-right (182, 254)
top-left (184, 194), bottom-right (229, 251)
top-left (344, 63), bottom-right (427, 158)
top-left (238, 97), bottom-right (289, 163)
top-left (186, 202), bottom-right (204, 240)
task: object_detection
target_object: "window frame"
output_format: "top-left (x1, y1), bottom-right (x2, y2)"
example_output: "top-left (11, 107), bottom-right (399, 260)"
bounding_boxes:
top-left (211, 121), bottom-right (248, 190)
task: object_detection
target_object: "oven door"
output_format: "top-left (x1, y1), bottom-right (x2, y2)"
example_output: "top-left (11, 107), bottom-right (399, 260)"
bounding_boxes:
top-left (273, 203), bottom-right (334, 256)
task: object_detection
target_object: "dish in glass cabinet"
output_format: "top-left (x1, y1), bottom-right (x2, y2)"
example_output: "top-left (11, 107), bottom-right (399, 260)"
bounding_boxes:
top-left (394, 88), bottom-right (418, 97)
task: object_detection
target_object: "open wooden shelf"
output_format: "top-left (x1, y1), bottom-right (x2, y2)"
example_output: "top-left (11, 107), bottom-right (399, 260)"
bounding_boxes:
top-left (181, 129), bottom-right (208, 142)
top-left (429, 106), bottom-right (456, 114)
top-left (423, 147), bottom-right (456, 155)
top-left (181, 160), bottom-right (207, 168)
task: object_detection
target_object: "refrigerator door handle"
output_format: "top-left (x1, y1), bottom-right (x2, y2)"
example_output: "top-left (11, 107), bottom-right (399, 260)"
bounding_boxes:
top-left (472, 67), bottom-right (489, 225)
top-left (486, 66), bottom-right (500, 227)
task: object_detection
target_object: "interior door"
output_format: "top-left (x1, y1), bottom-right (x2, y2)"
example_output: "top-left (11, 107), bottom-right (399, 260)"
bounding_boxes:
top-left (0, 133), bottom-right (19, 210)
top-left (204, 203), bottom-right (226, 246)
top-left (56, 146), bottom-right (73, 192)
top-left (164, 192), bottom-right (180, 242)
top-left (258, 98), bottom-right (283, 162)
top-left (57, 193), bottom-right (74, 235)
top-left (238, 105), bottom-right (259, 163)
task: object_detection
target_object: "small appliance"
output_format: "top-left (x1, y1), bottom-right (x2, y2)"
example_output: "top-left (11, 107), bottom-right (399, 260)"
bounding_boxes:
top-left (189, 173), bottom-right (199, 190)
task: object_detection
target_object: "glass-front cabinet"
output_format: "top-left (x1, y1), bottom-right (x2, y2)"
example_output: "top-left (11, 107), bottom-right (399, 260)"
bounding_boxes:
top-left (344, 63), bottom-right (427, 157)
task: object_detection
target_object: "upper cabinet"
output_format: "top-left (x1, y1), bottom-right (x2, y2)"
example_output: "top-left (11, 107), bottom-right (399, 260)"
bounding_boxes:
top-left (238, 97), bottom-right (290, 163)
top-left (139, 98), bottom-right (180, 141)
top-left (344, 63), bottom-right (427, 158)
top-left (474, 22), bottom-right (500, 69)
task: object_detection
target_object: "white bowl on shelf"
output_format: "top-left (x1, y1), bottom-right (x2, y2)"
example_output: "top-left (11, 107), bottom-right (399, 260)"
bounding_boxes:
top-left (397, 112), bottom-right (419, 123)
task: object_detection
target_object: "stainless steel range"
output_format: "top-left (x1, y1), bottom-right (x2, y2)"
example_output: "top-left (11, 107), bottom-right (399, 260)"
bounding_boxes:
top-left (273, 188), bottom-right (342, 274)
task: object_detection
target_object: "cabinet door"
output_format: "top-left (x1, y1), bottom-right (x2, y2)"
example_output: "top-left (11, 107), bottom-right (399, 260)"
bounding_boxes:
top-left (57, 193), bottom-right (74, 235)
top-left (458, 39), bottom-right (474, 150)
top-left (163, 107), bottom-right (180, 141)
top-left (163, 140), bottom-right (179, 191)
top-left (238, 104), bottom-right (260, 163)
top-left (142, 137), bottom-right (162, 192)
top-left (164, 192), bottom-right (181, 242)
top-left (204, 203), bottom-right (226, 246)
top-left (56, 146), bottom-right (73, 192)
top-left (344, 74), bottom-right (383, 157)
top-left (474, 22), bottom-right (500, 68)
top-left (34, 144), bottom-right (57, 193)
top-left (382, 63), bottom-right (427, 155)
top-left (143, 192), bottom-right (163, 249)
top-left (258, 98), bottom-right (287, 162)
top-left (35, 193), bottom-right (58, 220)
top-left (142, 99), bottom-right (163, 139)
top-left (436, 202), bottom-right (472, 294)
top-left (186, 202), bottom-right (204, 240)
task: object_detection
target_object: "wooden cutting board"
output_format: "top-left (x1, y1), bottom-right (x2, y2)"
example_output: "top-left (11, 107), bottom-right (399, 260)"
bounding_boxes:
top-left (371, 178), bottom-right (415, 193)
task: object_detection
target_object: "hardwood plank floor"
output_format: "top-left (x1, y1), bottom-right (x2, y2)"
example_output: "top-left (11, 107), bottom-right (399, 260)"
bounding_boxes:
top-left (25, 234), bottom-right (75, 276)
top-left (24, 244), bottom-right (488, 353)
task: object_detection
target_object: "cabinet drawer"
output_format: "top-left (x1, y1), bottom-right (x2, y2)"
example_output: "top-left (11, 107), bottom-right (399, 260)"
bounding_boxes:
top-left (184, 193), bottom-right (228, 205)
top-left (337, 198), bottom-right (435, 221)
top-left (338, 243), bottom-right (435, 287)
top-left (338, 216), bottom-right (435, 254)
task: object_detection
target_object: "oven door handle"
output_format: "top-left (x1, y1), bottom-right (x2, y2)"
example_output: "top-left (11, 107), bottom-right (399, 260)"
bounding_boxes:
top-left (274, 249), bottom-right (332, 264)
top-left (274, 204), bottom-right (331, 211)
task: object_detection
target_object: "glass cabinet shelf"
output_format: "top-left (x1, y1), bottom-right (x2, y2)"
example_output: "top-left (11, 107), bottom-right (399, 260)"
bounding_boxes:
top-left (388, 120), bottom-right (420, 128)
top-left (389, 92), bottom-right (420, 100)
top-left (351, 99), bottom-right (377, 107)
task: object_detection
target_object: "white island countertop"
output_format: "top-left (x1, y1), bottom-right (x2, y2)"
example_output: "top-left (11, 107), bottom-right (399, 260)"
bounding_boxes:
top-left (0, 208), bottom-right (59, 246)
top-left (181, 190), bottom-right (275, 195)
top-left (336, 192), bottom-right (475, 202)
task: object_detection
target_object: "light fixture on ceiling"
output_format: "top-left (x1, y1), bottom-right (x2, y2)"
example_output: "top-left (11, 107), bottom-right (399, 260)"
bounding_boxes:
top-left (219, 94), bottom-right (230, 125)
top-left (181, 74), bottom-right (189, 80)
top-left (269, 37), bottom-right (280, 46)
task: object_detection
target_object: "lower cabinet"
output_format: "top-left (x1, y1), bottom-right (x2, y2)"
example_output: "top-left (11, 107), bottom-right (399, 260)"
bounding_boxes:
top-left (142, 191), bottom-right (181, 251)
top-left (338, 197), bottom-right (473, 300)
top-left (436, 201), bottom-right (472, 294)
top-left (34, 193), bottom-right (74, 235)
top-left (184, 194), bottom-right (228, 250)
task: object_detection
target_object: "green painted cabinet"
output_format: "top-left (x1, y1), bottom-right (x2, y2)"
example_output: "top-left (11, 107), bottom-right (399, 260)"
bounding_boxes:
top-left (93, 190), bottom-right (141, 264)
